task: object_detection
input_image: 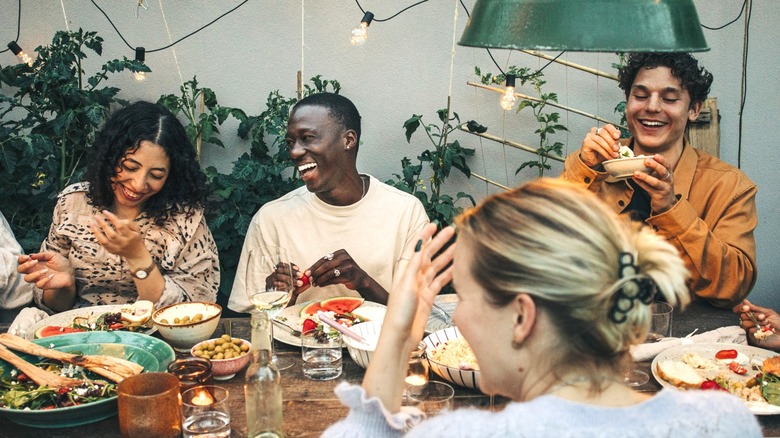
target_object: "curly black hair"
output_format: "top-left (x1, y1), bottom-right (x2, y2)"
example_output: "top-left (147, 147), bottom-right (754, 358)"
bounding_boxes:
top-left (618, 53), bottom-right (713, 107)
top-left (84, 101), bottom-right (208, 222)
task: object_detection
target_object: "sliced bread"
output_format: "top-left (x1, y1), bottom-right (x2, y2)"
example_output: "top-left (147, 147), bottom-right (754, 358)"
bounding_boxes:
top-left (656, 360), bottom-right (705, 389)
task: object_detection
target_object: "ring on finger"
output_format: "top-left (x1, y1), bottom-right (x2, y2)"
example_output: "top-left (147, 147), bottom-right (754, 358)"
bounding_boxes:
top-left (664, 172), bottom-right (672, 181)
top-left (334, 269), bottom-right (341, 277)
top-left (596, 127), bottom-right (602, 135)
top-left (324, 253), bottom-right (334, 261)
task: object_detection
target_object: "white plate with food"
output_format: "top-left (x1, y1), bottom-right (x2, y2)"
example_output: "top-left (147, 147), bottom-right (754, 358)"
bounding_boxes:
top-left (26, 303), bottom-right (156, 340)
top-left (652, 342), bottom-right (780, 415)
top-left (273, 297), bottom-right (386, 347)
top-left (426, 293), bottom-right (457, 334)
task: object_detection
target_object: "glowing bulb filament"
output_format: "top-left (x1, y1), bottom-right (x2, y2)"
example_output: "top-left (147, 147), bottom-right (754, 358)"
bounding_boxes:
top-left (19, 51), bottom-right (33, 67)
top-left (350, 11), bottom-right (374, 46)
top-left (500, 86), bottom-right (518, 111)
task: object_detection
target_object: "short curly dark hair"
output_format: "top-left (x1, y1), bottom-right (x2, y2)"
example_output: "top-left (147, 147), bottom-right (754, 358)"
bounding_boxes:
top-left (292, 93), bottom-right (361, 144)
top-left (618, 53), bottom-right (713, 107)
top-left (84, 101), bottom-right (208, 222)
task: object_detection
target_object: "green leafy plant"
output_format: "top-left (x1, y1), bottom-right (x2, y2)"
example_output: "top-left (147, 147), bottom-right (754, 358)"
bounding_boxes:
top-left (205, 75), bottom-right (341, 296)
top-left (477, 65), bottom-right (568, 178)
top-left (157, 76), bottom-right (245, 160)
top-left (386, 108), bottom-right (484, 227)
top-left (611, 53), bottom-right (631, 138)
top-left (0, 28), bottom-right (147, 250)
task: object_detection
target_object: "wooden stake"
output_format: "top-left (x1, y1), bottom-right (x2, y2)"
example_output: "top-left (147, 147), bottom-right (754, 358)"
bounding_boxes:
top-left (458, 126), bottom-right (565, 162)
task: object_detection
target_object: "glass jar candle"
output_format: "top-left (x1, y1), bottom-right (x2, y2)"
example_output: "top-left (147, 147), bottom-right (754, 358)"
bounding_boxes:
top-left (167, 357), bottom-right (214, 393)
top-left (404, 341), bottom-right (429, 397)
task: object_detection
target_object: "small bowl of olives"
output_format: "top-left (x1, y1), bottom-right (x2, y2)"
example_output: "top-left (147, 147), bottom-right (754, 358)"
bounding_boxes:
top-left (152, 302), bottom-right (222, 351)
top-left (191, 334), bottom-right (252, 380)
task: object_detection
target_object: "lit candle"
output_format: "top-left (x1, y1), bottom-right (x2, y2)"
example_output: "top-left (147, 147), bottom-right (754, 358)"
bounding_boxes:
top-left (191, 388), bottom-right (215, 406)
top-left (405, 374), bottom-right (428, 386)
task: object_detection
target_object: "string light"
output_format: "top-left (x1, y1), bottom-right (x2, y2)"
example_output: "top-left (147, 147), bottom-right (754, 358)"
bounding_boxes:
top-left (499, 74), bottom-right (517, 111)
top-left (6, 41), bottom-right (33, 67)
top-left (133, 47), bottom-right (147, 82)
top-left (350, 11), bottom-right (374, 46)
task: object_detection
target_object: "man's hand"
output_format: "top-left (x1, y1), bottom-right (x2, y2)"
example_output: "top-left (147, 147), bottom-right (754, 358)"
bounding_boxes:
top-left (734, 300), bottom-right (780, 351)
top-left (630, 154), bottom-right (677, 214)
top-left (305, 249), bottom-right (368, 291)
top-left (580, 124), bottom-right (621, 168)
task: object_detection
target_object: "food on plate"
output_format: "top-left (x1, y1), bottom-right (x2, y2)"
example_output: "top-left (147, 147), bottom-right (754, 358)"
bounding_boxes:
top-left (762, 355), bottom-right (780, 406)
top-left (36, 302), bottom-right (156, 339)
top-left (429, 337), bottom-right (479, 371)
top-left (656, 360), bottom-right (705, 389)
top-left (34, 326), bottom-right (85, 339)
top-left (120, 300), bottom-right (154, 324)
top-left (299, 297), bottom-right (365, 317)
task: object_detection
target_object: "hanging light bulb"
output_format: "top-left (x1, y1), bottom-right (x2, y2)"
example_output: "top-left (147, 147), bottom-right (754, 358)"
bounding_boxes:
top-left (499, 74), bottom-right (518, 111)
top-left (133, 47), bottom-right (147, 82)
top-left (350, 12), bottom-right (374, 46)
top-left (7, 41), bottom-right (33, 67)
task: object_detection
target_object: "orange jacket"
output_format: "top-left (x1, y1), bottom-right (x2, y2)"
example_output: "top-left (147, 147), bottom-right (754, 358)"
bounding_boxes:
top-left (561, 139), bottom-right (757, 308)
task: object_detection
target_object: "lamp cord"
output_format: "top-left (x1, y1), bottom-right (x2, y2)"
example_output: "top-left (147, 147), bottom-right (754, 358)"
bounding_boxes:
top-left (0, 0), bottom-right (22, 54)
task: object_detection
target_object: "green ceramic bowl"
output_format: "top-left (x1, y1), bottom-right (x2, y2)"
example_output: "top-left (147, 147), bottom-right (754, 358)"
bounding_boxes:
top-left (0, 331), bottom-right (175, 428)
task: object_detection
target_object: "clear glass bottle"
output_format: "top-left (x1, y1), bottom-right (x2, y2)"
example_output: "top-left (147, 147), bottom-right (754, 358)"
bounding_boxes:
top-left (245, 311), bottom-right (284, 438)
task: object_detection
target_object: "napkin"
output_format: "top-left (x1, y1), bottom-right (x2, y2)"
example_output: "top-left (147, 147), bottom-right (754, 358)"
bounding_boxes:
top-left (630, 325), bottom-right (747, 362)
top-left (8, 306), bottom-right (49, 337)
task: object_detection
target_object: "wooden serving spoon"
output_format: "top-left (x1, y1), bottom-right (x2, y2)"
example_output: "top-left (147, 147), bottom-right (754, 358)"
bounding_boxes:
top-left (0, 344), bottom-right (83, 389)
top-left (0, 333), bottom-right (143, 382)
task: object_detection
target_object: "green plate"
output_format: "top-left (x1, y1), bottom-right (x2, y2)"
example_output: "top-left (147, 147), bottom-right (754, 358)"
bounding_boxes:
top-left (0, 331), bottom-right (175, 428)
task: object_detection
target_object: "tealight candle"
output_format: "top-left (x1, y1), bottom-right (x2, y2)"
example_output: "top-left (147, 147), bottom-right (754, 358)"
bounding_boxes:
top-left (191, 388), bottom-right (215, 406)
top-left (406, 342), bottom-right (429, 397)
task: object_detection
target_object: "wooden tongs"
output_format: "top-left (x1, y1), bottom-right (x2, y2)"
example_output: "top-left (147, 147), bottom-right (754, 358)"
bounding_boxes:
top-left (0, 344), bottom-right (83, 389)
top-left (0, 333), bottom-right (143, 383)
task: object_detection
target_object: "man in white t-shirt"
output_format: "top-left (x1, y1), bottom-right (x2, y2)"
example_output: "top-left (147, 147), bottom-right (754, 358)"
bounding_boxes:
top-left (228, 93), bottom-right (429, 312)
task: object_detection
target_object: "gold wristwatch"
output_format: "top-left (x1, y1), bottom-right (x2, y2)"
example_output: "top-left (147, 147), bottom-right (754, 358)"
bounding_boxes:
top-left (131, 260), bottom-right (156, 279)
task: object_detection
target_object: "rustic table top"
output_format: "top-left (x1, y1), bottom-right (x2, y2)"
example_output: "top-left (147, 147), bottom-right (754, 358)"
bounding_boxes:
top-left (0, 299), bottom-right (777, 437)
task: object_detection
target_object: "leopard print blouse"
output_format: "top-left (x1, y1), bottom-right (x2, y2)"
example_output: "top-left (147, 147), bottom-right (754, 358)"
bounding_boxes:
top-left (33, 183), bottom-right (220, 313)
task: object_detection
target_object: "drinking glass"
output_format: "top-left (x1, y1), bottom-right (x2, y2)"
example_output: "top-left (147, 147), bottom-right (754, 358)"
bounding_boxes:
top-left (301, 331), bottom-right (343, 380)
top-left (648, 302), bottom-right (673, 341)
top-left (117, 372), bottom-right (182, 438)
top-left (245, 247), bottom-right (295, 371)
top-left (408, 381), bottom-right (454, 417)
top-left (181, 385), bottom-right (231, 438)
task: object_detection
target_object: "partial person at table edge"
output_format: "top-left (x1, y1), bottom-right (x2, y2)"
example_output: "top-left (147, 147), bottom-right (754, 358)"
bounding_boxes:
top-left (734, 299), bottom-right (780, 351)
top-left (17, 101), bottom-right (220, 314)
top-left (228, 93), bottom-right (428, 312)
top-left (0, 210), bottom-right (34, 310)
top-left (324, 178), bottom-right (760, 437)
top-left (560, 52), bottom-right (757, 309)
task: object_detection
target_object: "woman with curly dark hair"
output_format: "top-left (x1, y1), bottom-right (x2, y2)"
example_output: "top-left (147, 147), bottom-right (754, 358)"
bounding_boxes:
top-left (18, 101), bottom-right (220, 313)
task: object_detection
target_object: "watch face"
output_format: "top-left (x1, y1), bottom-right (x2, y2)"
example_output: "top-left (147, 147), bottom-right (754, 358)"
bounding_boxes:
top-left (135, 270), bottom-right (149, 279)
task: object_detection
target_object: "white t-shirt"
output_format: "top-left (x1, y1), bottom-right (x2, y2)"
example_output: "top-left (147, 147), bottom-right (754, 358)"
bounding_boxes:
top-left (0, 210), bottom-right (34, 309)
top-left (228, 175), bottom-right (429, 312)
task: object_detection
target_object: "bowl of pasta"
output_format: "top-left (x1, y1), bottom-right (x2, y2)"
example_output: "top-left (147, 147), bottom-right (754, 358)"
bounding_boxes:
top-left (422, 327), bottom-right (481, 390)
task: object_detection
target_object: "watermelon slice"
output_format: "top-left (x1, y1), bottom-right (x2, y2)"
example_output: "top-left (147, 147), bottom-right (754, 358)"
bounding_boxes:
top-left (34, 325), bottom-right (85, 339)
top-left (300, 301), bottom-right (326, 318)
top-left (320, 297), bottom-right (364, 314)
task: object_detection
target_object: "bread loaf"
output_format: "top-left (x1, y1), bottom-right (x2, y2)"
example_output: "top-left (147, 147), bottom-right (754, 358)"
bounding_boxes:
top-left (656, 360), bottom-right (705, 389)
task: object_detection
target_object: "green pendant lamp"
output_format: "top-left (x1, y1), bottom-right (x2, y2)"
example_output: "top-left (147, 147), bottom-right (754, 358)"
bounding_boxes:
top-left (459, 0), bottom-right (709, 52)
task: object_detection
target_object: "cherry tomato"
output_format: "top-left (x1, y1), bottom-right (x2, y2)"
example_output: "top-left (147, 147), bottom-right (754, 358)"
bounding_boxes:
top-left (714, 349), bottom-right (738, 360)
top-left (700, 380), bottom-right (726, 391)
top-left (16, 373), bottom-right (29, 382)
top-left (109, 322), bottom-right (125, 330)
top-left (728, 361), bottom-right (748, 375)
top-left (300, 275), bottom-right (310, 286)
top-left (57, 387), bottom-right (71, 395)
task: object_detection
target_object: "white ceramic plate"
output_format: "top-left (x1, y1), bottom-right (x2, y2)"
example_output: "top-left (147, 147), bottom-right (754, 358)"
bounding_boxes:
top-left (426, 294), bottom-right (457, 334)
top-left (652, 342), bottom-right (780, 415)
top-left (273, 300), bottom-right (386, 347)
top-left (26, 305), bottom-right (156, 340)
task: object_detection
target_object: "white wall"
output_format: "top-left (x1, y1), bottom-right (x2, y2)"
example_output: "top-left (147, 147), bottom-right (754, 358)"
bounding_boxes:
top-left (3, 1), bottom-right (777, 307)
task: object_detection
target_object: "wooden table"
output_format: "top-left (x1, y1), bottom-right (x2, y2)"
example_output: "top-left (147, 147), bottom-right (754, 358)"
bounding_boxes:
top-left (0, 299), bottom-right (778, 437)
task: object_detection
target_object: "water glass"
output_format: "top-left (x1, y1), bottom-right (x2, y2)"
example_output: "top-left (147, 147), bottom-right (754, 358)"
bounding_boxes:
top-left (648, 302), bottom-right (673, 341)
top-left (117, 372), bottom-right (182, 438)
top-left (301, 332), bottom-right (343, 380)
top-left (181, 385), bottom-right (231, 438)
top-left (408, 381), bottom-right (454, 417)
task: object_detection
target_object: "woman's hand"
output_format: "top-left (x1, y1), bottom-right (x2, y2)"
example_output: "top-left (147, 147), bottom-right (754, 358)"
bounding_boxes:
top-left (90, 210), bottom-right (147, 260)
top-left (17, 251), bottom-right (76, 293)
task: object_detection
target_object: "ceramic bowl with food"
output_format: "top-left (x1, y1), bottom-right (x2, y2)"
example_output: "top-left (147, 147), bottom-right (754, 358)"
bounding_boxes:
top-left (191, 335), bottom-right (252, 380)
top-left (342, 320), bottom-right (382, 369)
top-left (423, 327), bottom-right (481, 391)
top-left (152, 302), bottom-right (222, 351)
top-left (602, 156), bottom-right (653, 179)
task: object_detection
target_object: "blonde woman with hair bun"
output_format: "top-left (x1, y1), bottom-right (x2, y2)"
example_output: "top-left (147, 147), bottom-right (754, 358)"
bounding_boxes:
top-left (325, 178), bottom-right (760, 437)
